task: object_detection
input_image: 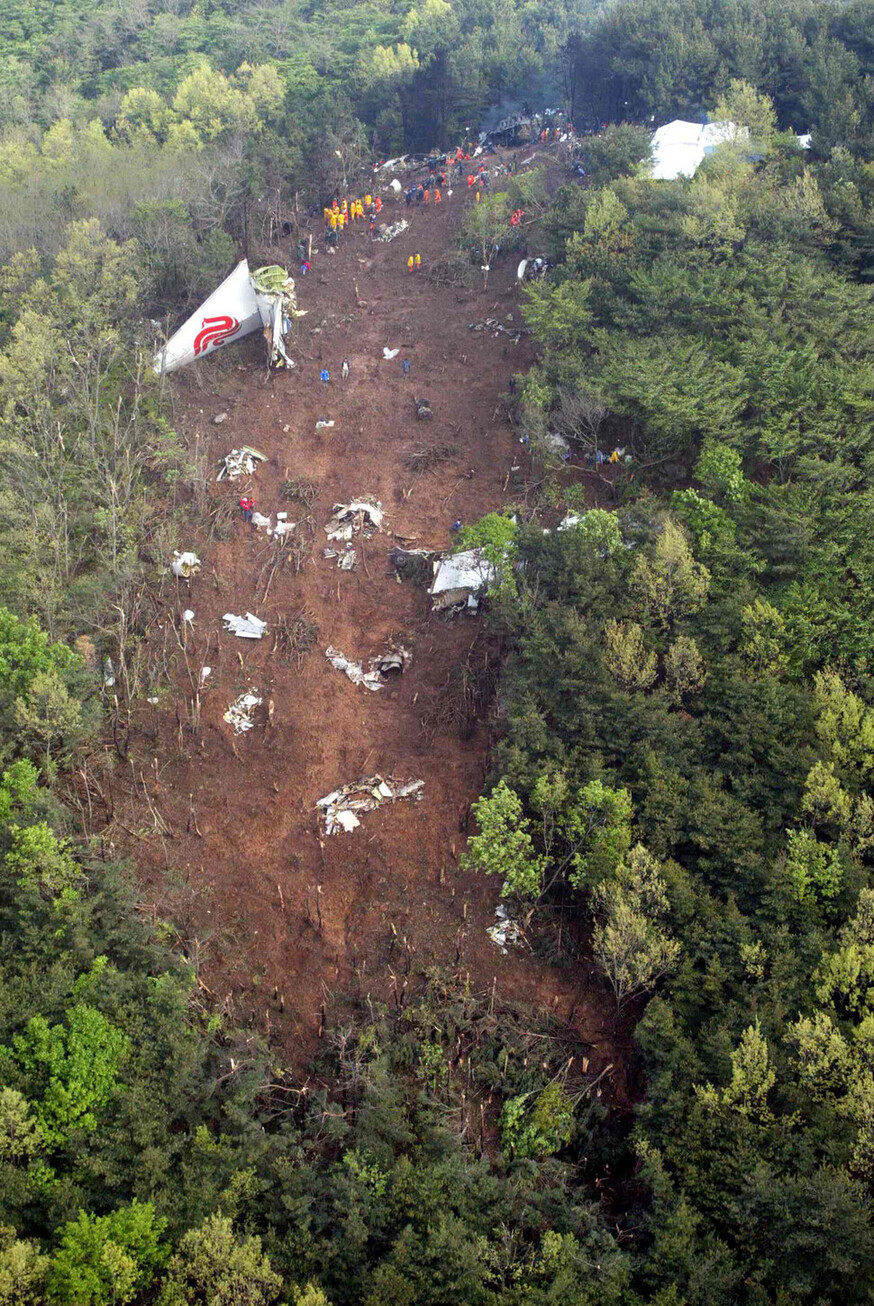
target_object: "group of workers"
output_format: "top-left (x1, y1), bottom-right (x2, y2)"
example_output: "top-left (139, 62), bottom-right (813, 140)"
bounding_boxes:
top-left (322, 194), bottom-right (383, 246)
top-left (404, 181), bottom-right (444, 205)
top-left (406, 254), bottom-right (422, 273)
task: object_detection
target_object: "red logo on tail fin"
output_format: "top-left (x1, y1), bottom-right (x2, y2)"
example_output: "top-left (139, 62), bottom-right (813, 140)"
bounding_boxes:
top-left (194, 314), bottom-right (241, 356)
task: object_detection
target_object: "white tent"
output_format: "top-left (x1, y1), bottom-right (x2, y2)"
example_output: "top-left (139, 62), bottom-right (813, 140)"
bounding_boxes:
top-left (650, 120), bottom-right (743, 181)
top-left (154, 261), bottom-right (304, 375)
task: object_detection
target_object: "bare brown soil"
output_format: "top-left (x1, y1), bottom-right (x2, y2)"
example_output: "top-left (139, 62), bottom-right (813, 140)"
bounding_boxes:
top-left (114, 151), bottom-right (626, 1097)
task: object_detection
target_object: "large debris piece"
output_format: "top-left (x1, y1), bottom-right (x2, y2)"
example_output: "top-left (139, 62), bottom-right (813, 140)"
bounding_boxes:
top-left (154, 258), bottom-right (305, 375)
top-left (171, 550), bottom-right (201, 578)
top-left (252, 264), bottom-right (306, 369)
top-left (317, 775), bottom-right (424, 835)
top-left (223, 691), bottom-right (262, 734)
top-left (223, 612), bottom-right (267, 639)
top-left (414, 397), bottom-right (433, 421)
top-left (217, 446), bottom-right (267, 481)
top-left (325, 645), bottom-right (411, 691)
top-left (429, 549), bottom-right (496, 612)
top-left (650, 119), bottom-right (742, 181)
top-left (324, 499), bottom-right (384, 542)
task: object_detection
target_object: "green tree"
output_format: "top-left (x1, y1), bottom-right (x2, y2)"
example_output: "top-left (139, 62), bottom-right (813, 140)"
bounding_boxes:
top-left (696, 1021), bottom-right (776, 1121)
top-left (500, 1081), bottom-right (574, 1159)
top-left (603, 618), bottom-right (658, 691)
top-left (172, 63), bottom-right (258, 142)
top-left (14, 669), bottom-right (83, 774)
top-left (782, 828), bottom-right (844, 906)
top-left (740, 598), bottom-right (789, 677)
top-left (157, 1214), bottom-right (281, 1306)
top-left (632, 520), bottom-right (710, 626)
top-left (46, 1203), bottom-right (168, 1306)
top-left (579, 123), bottom-right (653, 185)
top-left (663, 635), bottom-right (705, 704)
top-left (593, 845), bottom-right (681, 1007)
top-left (7, 1004), bottom-right (129, 1147)
top-left (462, 780), bottom-right (547, 900)
top-left (0, 1226), bottom-right (48, 1306)
top-left (712, 80), bottom-right (778, 143)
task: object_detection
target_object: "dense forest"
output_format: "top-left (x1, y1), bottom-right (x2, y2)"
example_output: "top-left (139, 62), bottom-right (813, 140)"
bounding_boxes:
top-left (0, 0), bottom-right (873, 1303)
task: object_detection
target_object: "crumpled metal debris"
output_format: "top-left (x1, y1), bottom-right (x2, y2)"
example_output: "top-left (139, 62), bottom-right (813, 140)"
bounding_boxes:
top-left (223, 612), bottom-right (267, 639)
top-left (325, 645), bottom-right (411, 691)
top-left (383, 347), bottom-right (399, 360)
top-left (324, 500), bottom-right (384, 542)
top-left (487, 902), bottom-right (526, 954)
top-left (389, 546), bottom-right (435, 586)
top-left (317, 775), bottom-right (425, 835)
top-left (467, 318), bottom-right (528, 344)
top-left (171, 550), bottom-right (201, 578)
top-left (217, 446), bottom-right (268, 480)
top-left (377, 220), bottom-right (409, 243)
top-left (251, 511), bottom-right (272, 529)
top-left (223, 690), bottom-right (262, 734)
top-left (429, 549), bottom-right (495, 612)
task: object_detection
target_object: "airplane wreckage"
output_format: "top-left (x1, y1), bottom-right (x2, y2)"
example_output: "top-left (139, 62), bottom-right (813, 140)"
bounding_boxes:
top-left (153, 260), bottom-right (306, 374)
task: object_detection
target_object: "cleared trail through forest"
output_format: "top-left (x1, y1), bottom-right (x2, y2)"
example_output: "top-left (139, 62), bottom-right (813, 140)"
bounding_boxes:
top-left (124, 153), bottom-right (622, 1086)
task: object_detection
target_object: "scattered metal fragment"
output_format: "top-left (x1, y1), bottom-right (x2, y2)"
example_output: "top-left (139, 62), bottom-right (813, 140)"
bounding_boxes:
top-left (223, 612), bottom-right (267, 639)
top-left (487, 903), bottom-right (526, 954)
top-left (324, 500), bottom-right (384, 542)
top-left (223, 691), bottom-right (262, 734)
top-left (217, 446), bottom-right (268, 480)
top-left (325, 645), bottom-right (411, 691)
top-left (317, 775), bottom-right (425, 835)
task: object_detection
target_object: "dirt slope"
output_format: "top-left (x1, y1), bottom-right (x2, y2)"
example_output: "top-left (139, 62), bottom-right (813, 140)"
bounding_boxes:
top-left (118, 155), bottom-right (623, 1090)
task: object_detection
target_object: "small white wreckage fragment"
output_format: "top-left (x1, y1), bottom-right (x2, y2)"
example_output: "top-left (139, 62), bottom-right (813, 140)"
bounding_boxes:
top-left (325, 645), bottom-right (410, 692)
top-left (213, 412), bottom-right (228, 424)
top-left (324, 500), bottom-right (384, 542)
top-left (217, 446), bottom-right (268, 481)
top-left (467, 317), bottom-right (528, 343)
top-left (322, 546), bottom-right (357, 570)
top-left (223, 612), bottom-right (267, 639)
top-left (251, 511), bottom-right (272, 530)
top-left (171, 550), bottom-right (201, 579)
top-left (200, 666), bottom-right (211, 683)
top-left (315, 419), bottom-right (335, 430)
top-left (317, 774), bottom-right (424, 836)
top-left (223, 690), bottom-right (262, 734)
top-left (382, 347), bottom-right (399, 360)
top-left (377, 220), bottom-right (409, 243)
top-left (487, 903), bottom-right (526, 955)
top-left (429, 549), bottom-right (495, 612)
